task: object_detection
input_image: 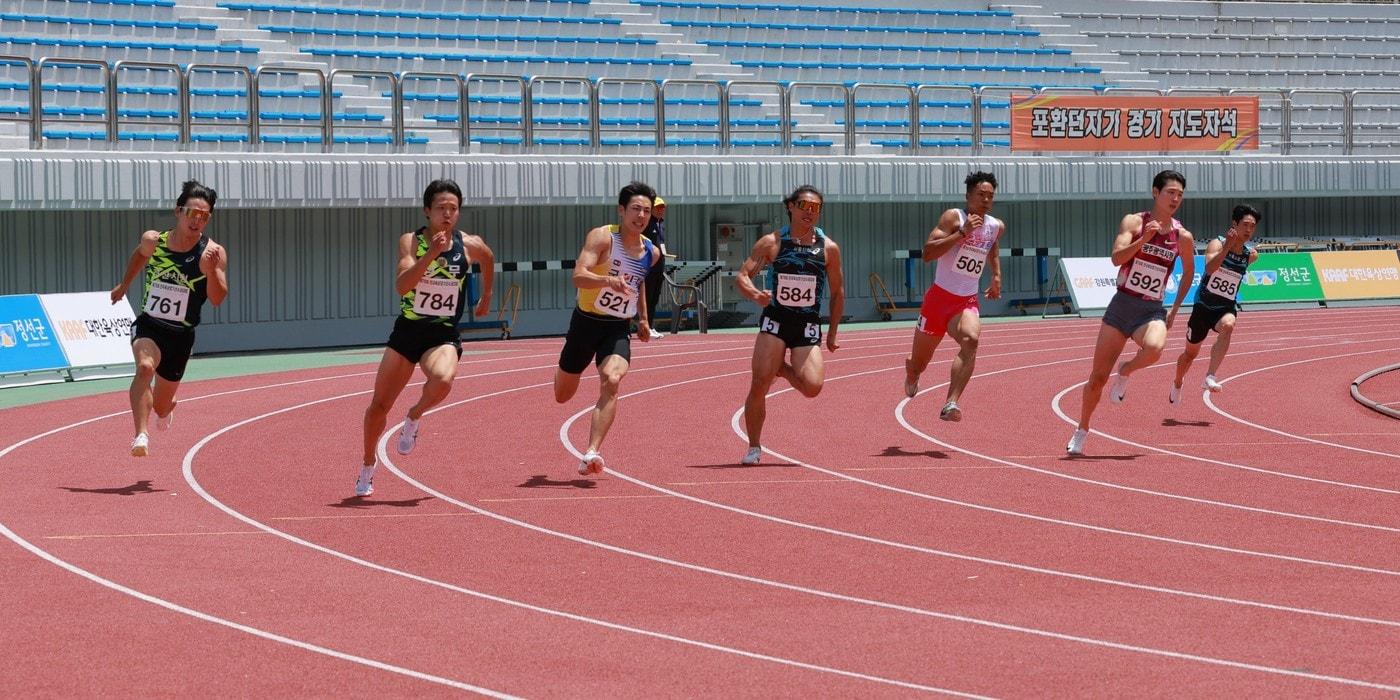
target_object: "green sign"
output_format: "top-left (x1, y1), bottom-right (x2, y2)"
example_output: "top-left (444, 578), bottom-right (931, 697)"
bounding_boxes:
top-left (1238, 252), bottom-right (1324, 303)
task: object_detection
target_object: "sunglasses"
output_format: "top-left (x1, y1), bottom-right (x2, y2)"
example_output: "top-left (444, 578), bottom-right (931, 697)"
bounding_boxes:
top-left (791, 199), bottom-right (823, 214)
top-left (178, 206), bottom-right (212, 222)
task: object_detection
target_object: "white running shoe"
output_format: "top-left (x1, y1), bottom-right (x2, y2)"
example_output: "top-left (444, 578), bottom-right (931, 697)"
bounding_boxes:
top-left (1066, 428), bottom-right (1088, 455)
top-left (396, 416), bottom-right (419, 455)
top-left (939, 401), bottom-right (962, 422)
top-left (1169, 383), bottom-right (1181, 405)
top-left (1109, 373), bottom-right (1130, 404)
top-left (1202, 375), bottom-right (1223, 393)
top-left (649, 328), bottom-right (666, 339)
top-left (577, 451), bottom-right (605, 476)
top-left (740, 446), bottom-right (762, 465)
top-left (153, 406), bottom-right (174, 432)
top-left (130, 433), bottom-right (149, 457)
top-left (354, 465), bottom-right (375, 497)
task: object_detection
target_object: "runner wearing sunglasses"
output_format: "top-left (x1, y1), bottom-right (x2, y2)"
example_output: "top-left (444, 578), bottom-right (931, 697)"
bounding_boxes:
top-left (734, 185), bottom-right (845, 466)
top-left (110, 180), bottom-right (228, 457)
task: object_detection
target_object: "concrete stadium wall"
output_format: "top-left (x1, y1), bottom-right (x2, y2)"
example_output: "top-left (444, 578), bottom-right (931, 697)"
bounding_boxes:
top-left (3, 182), bottom-right (1399, 353)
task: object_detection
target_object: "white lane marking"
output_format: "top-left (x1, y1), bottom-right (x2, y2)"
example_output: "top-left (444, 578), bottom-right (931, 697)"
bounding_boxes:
top-left (1202, 351), bottom-right (1400, 459)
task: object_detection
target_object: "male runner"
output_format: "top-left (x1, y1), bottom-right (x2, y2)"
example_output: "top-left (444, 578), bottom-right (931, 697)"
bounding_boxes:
top-left (902, 171), bottom-right (1005, 422)
top-left (1067, 170), bottom-right (1196, 455)
top-left (110, 180), bottom-right (228, 457)
top-left (735, 185), bottom-right (845, 465)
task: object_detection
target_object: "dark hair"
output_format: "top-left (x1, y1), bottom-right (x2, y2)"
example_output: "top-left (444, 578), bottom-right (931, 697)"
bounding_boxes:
top-left (965, 171), bottom-right (997, 193)
top-left (618, 181), bottom-right (657, 207)
top-left (422, 179), bottom-right (463, 209)
top-left (782, 185), bottom-right (823, 220)
top-left (176, 180), bottom-right (217, 209)
top-left (1152, 169), bottom-right (1186, 191)
top-left (1232, 203), bottom-right (1262, 224)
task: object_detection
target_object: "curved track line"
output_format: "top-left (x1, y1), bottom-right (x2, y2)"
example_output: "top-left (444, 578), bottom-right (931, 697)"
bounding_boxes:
top-left (891, 339), bottom-right (1400, 529)
top-left (0, 393), bottom-right (519, 697)
top-left (1048, 345), bottom-right (1400, 497)
top-left (184, 385), bottom-right (986, 696)
top-left (1203, 352), bottom-right (1400, 459)
top-left (544, 374), bottom-right (1400, 688)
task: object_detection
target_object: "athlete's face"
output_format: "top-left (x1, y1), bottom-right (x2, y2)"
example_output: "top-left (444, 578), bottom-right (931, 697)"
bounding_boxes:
top-left (1234, 214), bottom-right (1258, 241)
top-left (424, 192), bottom-right (461, 233)
top-left (175, 198), bottom-right (212, 234)
top-left (619, 195), bottom-right (652, 235)
top-left (1151, 181), bottom-right (1185, 216)
top-left (965, 182), bottom-right (995, 215)
top-left (787, 193), bottom-right (823, 229)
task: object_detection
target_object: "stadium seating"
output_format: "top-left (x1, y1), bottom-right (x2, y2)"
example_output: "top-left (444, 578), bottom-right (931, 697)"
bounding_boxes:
top-left (0, 0), bottom-right (1397, 153)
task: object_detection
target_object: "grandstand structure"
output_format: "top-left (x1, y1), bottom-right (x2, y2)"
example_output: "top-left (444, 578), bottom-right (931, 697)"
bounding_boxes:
top-left (1, 0), bottom-right (1398, 350)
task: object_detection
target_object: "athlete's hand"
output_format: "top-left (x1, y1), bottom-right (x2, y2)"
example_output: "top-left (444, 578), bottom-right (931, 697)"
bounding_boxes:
top-left (110, 284), bottom-right (128, 305)
top-left (985, 276), bottom-right (1002, 300)
top-left (473, 296), bottom-right (491, 319)
top-left (637, 321), bottom-right (652, 343)
top-left (1166, 307), bottom-right (1178, 329)
top-left (427, 230), bottom-right (451, 257)
top-left (965, 213), bottom-right (984, 233)
top-left (1142, 219), bottom-right (1162, 239)
top-left (825, 329), bottom-right (840, 353)
top-left (751, 289), bottom-right (772, 306)
top-left (605, 275), bottom-right (627, 292)
top-left (199, 244), bottom-right (226, 275)
top-left (1224, 227), bottom-right (1241, 251)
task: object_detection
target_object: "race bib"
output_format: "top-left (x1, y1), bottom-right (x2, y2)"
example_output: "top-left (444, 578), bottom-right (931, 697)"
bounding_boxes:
top-left (143, 280), bottom-right (190, 322)
top-left (595, 287), bottom-right (637, 318)
top-left (1124, 258), bottom-right (1169, 300)
top-left (775, 273), bottom-right (817, 308)
top-left (1204, 267), bottom-right (1243, 300)
top-left (951, 244), bottom-right (989, 280)
top-left (411, 277), bottom-right (460, 317)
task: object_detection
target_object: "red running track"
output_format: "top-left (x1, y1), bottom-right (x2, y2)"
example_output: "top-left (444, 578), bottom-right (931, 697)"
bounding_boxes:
top-left (2, 307), bottom-right (1398, 696)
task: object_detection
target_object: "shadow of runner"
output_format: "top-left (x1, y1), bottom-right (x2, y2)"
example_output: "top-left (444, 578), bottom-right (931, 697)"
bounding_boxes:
top-left (876, 445), bottom-right (949, 459)
top-left (330, 496), bottom-right (435, 509)
top-left (1162, 418), bottom-right (1212, 427)
top-left (58, 480), bottom-right (166, 496)
top-left (682, 461), bottom-right (797, 469)
top-left (516, 474), bottom-right (597, 489)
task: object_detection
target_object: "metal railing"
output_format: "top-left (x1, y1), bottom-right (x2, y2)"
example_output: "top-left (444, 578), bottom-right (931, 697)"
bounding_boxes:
top-left (5, 55), bottom-right (1399, 155)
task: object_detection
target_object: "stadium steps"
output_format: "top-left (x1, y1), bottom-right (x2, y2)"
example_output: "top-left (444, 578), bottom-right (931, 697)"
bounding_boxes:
top-left (587, 0), bottom-right (752, 81)
top-left (991, 3), bottom-right (1156, 88)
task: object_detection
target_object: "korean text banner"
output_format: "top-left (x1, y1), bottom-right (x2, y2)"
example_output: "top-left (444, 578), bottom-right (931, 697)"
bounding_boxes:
top-left (0, 294), bottom-right (69, 375)
top-left (1011, 95), bottom-right (1259, 152)
top-left (1312, 250), bottom-right (1400, 300)
top-left (39, 292), bottom-right (137, 369)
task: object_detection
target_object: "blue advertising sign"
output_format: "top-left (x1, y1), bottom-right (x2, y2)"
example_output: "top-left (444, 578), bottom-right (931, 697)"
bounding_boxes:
top-left (1164, 254), bottom-right (1207, 306)
top-left (0, 294), bottom-right (69, 375)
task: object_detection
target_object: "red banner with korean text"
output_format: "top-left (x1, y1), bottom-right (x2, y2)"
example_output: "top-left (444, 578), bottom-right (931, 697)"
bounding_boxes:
top-left (1010, 95), bottom-right (1259, 152)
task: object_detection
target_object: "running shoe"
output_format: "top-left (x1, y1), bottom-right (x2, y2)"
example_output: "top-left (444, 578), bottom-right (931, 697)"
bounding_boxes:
top-left (153, 406), bottom-right (174, 432)
top-left (740, 446), bottom-right (762, 465)
top-left (1066, 428), bottom-right (1088, 455)
top-left (649, 328), bottom-right (666, 339)
top-left (354, 465), bottom-right (375, 497)
top-left (939, 401), bottom-right (962, 422)
top-left (1202, 375), bottom-right (1223, 393)
top-left (396, 415), bottom-right (420, 455)
top-left (578, 450), bottom-right (605, 476)
top-left (1109, 373), bottom-right (1130, 404)
top-left (1169, 383), bottom-right (1181, 405)
top-left (130, 432), bottom-right (149, 457)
